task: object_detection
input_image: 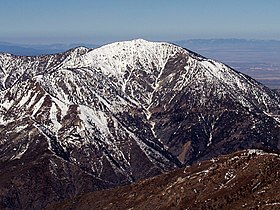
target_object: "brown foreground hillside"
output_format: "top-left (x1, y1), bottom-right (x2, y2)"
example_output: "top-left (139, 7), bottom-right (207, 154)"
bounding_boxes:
top-left (47, 150), bottom-right (280, 210)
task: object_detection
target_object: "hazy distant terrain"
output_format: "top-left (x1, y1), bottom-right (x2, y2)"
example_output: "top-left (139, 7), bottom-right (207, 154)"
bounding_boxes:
top-left (174, 39), bottom-right (280, 89)
top-left (0, 39), bottom-right (279, 89)
top-left (0, 41), bottom-right (99, 56)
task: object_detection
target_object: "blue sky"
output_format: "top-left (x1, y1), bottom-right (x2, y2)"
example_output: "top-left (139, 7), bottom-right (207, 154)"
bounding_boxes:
top-left (0, 0), bottom-right (280, 44)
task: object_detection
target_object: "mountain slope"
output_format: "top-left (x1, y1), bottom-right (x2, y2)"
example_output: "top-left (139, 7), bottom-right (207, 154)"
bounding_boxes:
top-left (47, 150), bottom-right (280, 210)
top-left (0, 39), bottom-right (279, 209)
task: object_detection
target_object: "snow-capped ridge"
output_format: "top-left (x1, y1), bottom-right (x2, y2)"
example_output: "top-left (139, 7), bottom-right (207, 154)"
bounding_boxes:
top-left (61, 39), bottom-right (186, 70)
top-left (0, 39), bottom-right (280, 210)
top-left (0, 39), bottom-right (279, 165)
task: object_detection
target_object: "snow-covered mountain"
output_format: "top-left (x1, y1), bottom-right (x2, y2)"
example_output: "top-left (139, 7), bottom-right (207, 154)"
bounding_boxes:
top-left (0, 39), bottom-right (279, 209)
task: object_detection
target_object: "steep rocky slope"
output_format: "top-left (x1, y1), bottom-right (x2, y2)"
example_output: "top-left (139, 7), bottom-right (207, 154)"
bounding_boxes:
top-left (0, 39), bottom-right (279, 209)
top-left (47, 150), bottom-right (280, 210)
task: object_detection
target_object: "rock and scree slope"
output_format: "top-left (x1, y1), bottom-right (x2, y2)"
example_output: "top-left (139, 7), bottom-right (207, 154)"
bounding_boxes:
top-left (0, 39), bottom-right (279, 209)
top-left (47, 150), bottom-right (280, 210)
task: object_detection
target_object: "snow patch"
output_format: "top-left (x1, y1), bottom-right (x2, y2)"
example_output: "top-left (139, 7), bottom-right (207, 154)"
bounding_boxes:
top-left (14, 124), bottom-right (29, 133)
top-left (18, 89), bottom-right (32, 107)
top-left (11, 142), bottom-right (30, 160)
top-left (32, 95), bottom-right (46, 116)
top-left (79, 105), bottom-right (110, 136)
top-left (50, 102), bottom-right (62, 130)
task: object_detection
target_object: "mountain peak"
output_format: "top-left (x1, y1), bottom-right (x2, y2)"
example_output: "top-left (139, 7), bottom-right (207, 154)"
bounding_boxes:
top-left (127, 38), bottom-right (151, 44)
top-left (110, 38), bottom-right (171, 45)
top-left (61, 39), bottom-right (186, 79)
top-left (0, 39), bottom-right (279, 209)
top-left (92, 39), bottom-right (184, 54)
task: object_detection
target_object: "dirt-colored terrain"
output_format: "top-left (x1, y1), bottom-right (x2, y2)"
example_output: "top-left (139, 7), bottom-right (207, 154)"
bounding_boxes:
top-left (48, 150), bottom-right (280, 210)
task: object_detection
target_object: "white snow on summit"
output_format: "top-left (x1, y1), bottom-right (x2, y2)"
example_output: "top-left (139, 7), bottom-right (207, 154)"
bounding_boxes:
top-left (62, 39), bottom-right (184, 75)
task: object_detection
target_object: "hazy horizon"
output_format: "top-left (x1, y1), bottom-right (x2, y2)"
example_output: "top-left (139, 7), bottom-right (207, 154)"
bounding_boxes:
top-left (1, 37), bottom-right (280, 47)
top-left (1, 0), bottom-right (280, 45)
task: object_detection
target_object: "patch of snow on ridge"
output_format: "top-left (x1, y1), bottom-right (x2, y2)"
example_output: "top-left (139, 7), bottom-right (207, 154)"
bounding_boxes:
top-left (11, 142), bottom-right (30, 160)
top-left (247, 149), bottom-right (264, 155)
top-left (246, 149), bottom-right (279, 156)
top-left (49, 102), bottom-right (62, 131)
top-left (78, 105), bottom-right (110, 136)
top-left (14, 124), bottom-right (29, 133)
top-left (18, 89), bottom-right (32, 107)
top-left (1, 97), bottom-right (14, 110)
top-left (51, 97), bottom-right (69, 119)
top-left (200, 59), bottom-right (242, 88)
top-left (32, 95), bottom-right (46, 116)
top-left (264, 111), bottom-right (280, 124)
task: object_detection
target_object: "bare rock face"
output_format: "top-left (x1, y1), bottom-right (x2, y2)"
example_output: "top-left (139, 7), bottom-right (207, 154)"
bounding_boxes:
top-left (0, 39), bottom-right (279, 209)
top-left (47, 150), bottom-right (280, 210)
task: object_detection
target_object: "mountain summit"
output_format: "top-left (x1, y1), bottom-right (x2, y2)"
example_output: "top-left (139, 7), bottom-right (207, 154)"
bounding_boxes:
top-left (0, 39), bottom-right (279, 209)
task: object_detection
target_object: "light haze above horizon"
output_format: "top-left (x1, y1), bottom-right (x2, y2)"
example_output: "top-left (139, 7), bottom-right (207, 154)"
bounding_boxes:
top-left (1, 0), bottom-right (279, 44)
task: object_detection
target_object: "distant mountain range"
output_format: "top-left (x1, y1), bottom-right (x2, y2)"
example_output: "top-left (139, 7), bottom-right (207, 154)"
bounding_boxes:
top-left (0, 41), bottom-right (99, 56)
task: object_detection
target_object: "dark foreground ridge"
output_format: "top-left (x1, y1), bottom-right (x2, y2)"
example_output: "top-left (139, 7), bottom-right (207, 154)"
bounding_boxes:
top-left (47, 150), bottom-right (280, 210)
